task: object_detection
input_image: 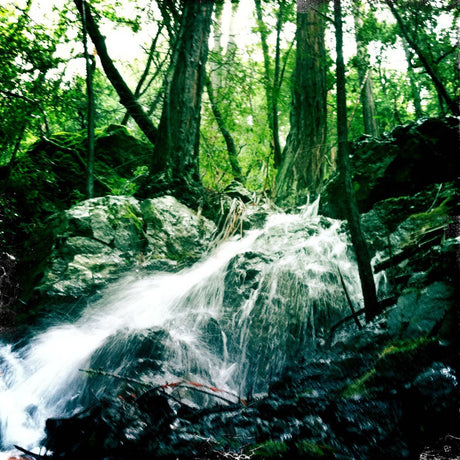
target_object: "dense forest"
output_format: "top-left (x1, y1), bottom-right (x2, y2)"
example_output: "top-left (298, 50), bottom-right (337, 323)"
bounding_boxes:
top-left (0, 0), bottom-right (458, 197)
top-left (0, 0), bottom-right (459, 459)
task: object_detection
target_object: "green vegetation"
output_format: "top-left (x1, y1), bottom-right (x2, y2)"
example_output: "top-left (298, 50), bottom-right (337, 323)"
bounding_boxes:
top-left (342, 337), bottom-right (440, 398)
top-left (251, 440), bottom-right (289, 458)
top-left (0, 0), bottom-right (457, 321)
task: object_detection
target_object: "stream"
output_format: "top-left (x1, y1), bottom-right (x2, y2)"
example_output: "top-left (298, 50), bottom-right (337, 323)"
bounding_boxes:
top-left (0, 204), bottom-right (366, 456)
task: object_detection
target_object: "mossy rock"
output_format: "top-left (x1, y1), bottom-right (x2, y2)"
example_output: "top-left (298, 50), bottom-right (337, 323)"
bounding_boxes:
top-left (320, 117), bottom-right (459, 219)
top-left (342, 337), bottom-right (447, 398)
top-left (6, 125), bottom-right (152, 226)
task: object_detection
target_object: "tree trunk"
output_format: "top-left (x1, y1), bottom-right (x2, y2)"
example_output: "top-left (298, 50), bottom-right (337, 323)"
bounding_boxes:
top-left (274, 0), bottom-right (328, 207)
top-left (206, 75), bottom-right (242, 182)
top-left (334, 0), bottom-right (379, 323)
top-left (403, 43), bottom-right (423, 119)
top-left (385, 0), bottom-right (459, 116)
top-left (254, 0), bottom-right (283, 169)
top-left (352, 0), bottom-right (378, 137)
top-left (153, 0), bottom-right (213, 193)
top-left (210, 1), bottom-right (224, 89)
top-left (80, 0), bottom-right (95, 199)
top-left (73, 0), bottom-right (158, 146)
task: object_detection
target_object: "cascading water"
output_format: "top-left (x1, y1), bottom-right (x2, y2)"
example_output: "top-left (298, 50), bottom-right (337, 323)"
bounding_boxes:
top-left (0, 203), bottom-right (365, 455)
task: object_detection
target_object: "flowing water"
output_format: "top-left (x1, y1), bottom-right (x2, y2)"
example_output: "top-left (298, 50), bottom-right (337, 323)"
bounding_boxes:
top-left (0, 205), bottom-right (366, 455)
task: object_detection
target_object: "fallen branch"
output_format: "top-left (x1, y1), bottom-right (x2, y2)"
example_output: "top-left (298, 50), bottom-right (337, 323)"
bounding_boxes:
top-left (374, 224), bottom-right (447, 273)
top-left (337, 266), bottom-right (362, 330)
top-left (79, 368), bottom-right (246, 407)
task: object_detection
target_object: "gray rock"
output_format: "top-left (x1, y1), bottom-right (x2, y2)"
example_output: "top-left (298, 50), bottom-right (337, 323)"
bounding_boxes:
top-left (386, 281), bottom-right (454, 339)
top-left (141, 196), bottom-right (216, 260)
top-left (37, 195), bottom-right (216, 301)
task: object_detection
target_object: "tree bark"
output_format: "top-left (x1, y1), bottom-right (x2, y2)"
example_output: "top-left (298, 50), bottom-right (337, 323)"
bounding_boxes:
top-left (153, 0), bottom-right (213, 191)
top-left (385, 0), bottom-right (459, 116)
top-left (73, 0), bottom-right (158, 146)
top-left (334, 0), bottom-right (379, 323)
top-left (274, 0), bottom-right (328, 207)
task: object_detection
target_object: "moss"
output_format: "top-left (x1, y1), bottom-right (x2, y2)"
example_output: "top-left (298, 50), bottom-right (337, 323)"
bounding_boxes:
top-left (378, 336), bottom-right (433, 359)
top-left (375, 337), bottom-right (439, 376)
top-left (342, 337), bottom-right (440, 398)
top-left (251, 440), bottom-right (289, 458)
top-left (295, 440), bottom-right (335, 458)
top-left (121, 203), bottom-right (144, 231)
top-left (342, 369), bottom-right (377, 398)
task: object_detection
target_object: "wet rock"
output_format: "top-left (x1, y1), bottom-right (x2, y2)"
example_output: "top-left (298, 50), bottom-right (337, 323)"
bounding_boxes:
top-left (334, 398), bottom-right (408, 459)
top-left (45, 394), bottom-right (174, 459)
top-left (36, 195), bottom-right (216, 305)
top-left (386, 281), bottom-right (454, 339)
top-left (141, 195), bottom-right (216, 261)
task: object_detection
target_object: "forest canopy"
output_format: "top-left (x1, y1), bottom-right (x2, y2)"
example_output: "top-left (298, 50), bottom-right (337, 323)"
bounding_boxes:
top-left (0, 0), bottom-right (458, 203)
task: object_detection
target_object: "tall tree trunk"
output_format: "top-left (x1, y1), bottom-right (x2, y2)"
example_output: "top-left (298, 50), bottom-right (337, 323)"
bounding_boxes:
top-left (225, 1), bottom-right (239, 66)
top-left (272, 1), bottom-right (285, 168)
top-left (73, 0), bottom-right (158, 146)
top-left (334, 0), bottom-right (379, 323)
top-left (403, 43), bottom-right (423, 119)
top-left (206, 74), bottom-right (242, 182)
top-left (153, 0), bottom-right (214, 192)
top-left (254, 0), bottom-right (283, 169)
top-left (274, 0), bottom-right (328, 207)
top-left (210, 1), bottom-right (224, 89)
top-left (385, 0), bottom-right (459, 116)
top-left (352, 0), bottom-right (378, 137)
top-left (80, 0), bottom-right (95, 199)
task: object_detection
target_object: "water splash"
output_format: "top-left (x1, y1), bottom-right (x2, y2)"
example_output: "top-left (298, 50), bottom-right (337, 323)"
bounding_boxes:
top-left (0, 206), bottom-right (364, 452)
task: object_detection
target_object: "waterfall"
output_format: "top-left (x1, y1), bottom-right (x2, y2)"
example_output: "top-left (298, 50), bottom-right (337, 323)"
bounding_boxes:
top-left (0, 206), bottom-right (363, 454)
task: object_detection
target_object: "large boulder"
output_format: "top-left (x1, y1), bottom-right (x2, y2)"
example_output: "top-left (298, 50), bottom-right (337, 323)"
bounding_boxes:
top-left (320, 117), bottom-right (459, 219)
top-left (36, 195), bottom-right (216, 304)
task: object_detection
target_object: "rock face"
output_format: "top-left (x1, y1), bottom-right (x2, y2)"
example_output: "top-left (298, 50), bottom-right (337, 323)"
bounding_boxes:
top-left (37, 195), bottom-right (216, 303)
top-left (320, 117), bottom-right (459, 219)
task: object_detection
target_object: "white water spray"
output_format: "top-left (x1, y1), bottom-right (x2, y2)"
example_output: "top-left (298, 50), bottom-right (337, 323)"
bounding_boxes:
top-left (0, 207), bottom-right (364, 453)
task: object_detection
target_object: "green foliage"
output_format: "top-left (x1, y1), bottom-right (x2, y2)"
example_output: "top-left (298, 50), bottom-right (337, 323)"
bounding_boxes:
top-left (0, 2), bottom-right (63, 163)
top-left (251, 440), bottom-right (289, 458)
top-left (200, 1), bottom-right (295, 194)
top-left (0, 0), bottom-right (457, 205)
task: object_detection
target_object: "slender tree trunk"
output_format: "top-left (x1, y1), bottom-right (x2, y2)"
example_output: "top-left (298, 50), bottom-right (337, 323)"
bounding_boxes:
top-left (121, 25), bottom-right (163, 126)
top-left (274, 0), bottom-right (328, 207)
top-left (352, 0), bottom-right (378, 136)
top-left (254, 0), bottom-right (283, 169)
top-left (385, 0), bottom-right (459, 116)
top-left (334, 0), bottom-right (379, 323)
top-left (206, 74), bottom-right (242, 182)
top-left (403, 43), bottom-right (423, 119)
top-left (73, 0), bottom-right (158, 146)
top-left (210, 1), bottom-right (224, 89)
top-left (80, 0), bottom-right (95, 198)
top-left (153, 0), bottom-right (214, 192)
top-left (225, 1), bottom-right (239, 67)
top-left (272, 1), bottom-right (285, 168)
